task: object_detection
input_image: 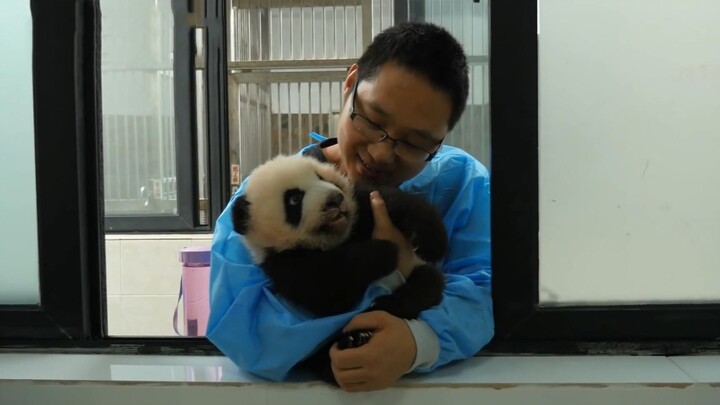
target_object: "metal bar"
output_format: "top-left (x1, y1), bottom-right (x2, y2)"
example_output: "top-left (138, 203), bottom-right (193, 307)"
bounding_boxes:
top-left (239, 83), bottom-right (245, 173)
top-left (133, 115), bottom-right (140, 198)
top-left (227, 74), bottom-right (240, 178)
top-left (470, 0), bottom-right (475, 56)
top-left (287, 81), bottom-right (292, 151)
top-left (290, 5), bottom-right (295, 60)
top-left (333, 6), bottom-right (338, 59)
top-left (123, 114), bottom-right (130, 198)
top-left (471, 71), bottom-right (477, 155)
top-left (275, 83), bottom-right (282, 154)
top-left (233, 1), bottom-right (238, 60)
top-left (356, 1), bottom-right (361, 56)
top-left (319, 82), bottom-right (326, 136)
top-left (301, 1), bottom-right (305, 60)
top-left (280, 6), bottom-right (285, 59)
top-left (296, 82), bottom-right (302, 148)
top-left (259, 1), bottom-right (264, 60)
top-left (392, 0), bottom-right (406, 24)
top-left (256, 83), bottom-right (262, 162)
top-left (269, 0), bottom-right (274, 60)
top-left (230, 70), bottom-right (348, 83)
top-left (250, 0), bottom-right (255, 60)
top-left (323, 6), bottom-right (328, 59)
top-left (228, 58), bottom-right (359, 70)
top-left (142, 115), bottom-right (149, 199)
top-left (112, 115), bottom-right (120, 200)
top-left (361, 0), bottom-right (372, 51)
top-left (311, 1), bottom-right (316, 59)
top-left (253, 0), bottom-right (358, 5)
top-left (343, 5), bottom-right (347, 58)
top-left (308, 82), bottom-right (313, 136)
top-left (246, 83), bottom-right (252, 170)
top-left (229, 0), bottom-right (235, 61)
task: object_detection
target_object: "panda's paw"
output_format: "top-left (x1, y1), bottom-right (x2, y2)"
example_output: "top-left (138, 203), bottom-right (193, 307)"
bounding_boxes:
top-left (336, 330), bottom-right (373, 350)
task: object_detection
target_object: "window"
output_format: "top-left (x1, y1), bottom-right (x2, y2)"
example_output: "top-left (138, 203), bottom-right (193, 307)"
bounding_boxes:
top-left (105, 0), bottom-right (492, 338)
top-left (2, 0), bottom-right (717, 363)
top-left (100, 0), bottom-right (210, 232)
top-left (0, 0), bottom-right (97, 341)
top-left (489, 1), bottom-right (720, 352)
top-left (1, 0), bottom-right (40, 307)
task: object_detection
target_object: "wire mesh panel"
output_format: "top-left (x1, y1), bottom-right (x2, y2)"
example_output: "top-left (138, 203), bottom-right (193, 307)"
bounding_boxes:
top-left (229, 71), bottom-right (347, 183)
top-left (227, 0), bottom-right (366, 185)
top-left (229, 0), bottom-right (364, 62)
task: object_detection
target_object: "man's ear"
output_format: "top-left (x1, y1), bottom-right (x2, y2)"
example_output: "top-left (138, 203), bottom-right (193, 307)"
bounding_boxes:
top-left (231, 195), bottom-right (250, 235)
top-left (343, 64), bottom-right (359, 95)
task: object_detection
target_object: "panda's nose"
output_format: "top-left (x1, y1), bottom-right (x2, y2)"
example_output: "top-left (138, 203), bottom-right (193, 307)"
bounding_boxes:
top-left (324, 192), bottom-right (344, 210)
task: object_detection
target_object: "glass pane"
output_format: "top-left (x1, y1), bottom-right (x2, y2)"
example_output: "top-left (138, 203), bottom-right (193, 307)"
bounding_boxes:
top-left (538, 0), bottom-right (720, 306)
top-left (100, 0), bottom-right (178, 217)
top-left (0, 0), bottom-right (40, 305)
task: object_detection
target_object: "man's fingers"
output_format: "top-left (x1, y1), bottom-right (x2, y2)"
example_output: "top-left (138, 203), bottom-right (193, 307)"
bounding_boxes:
top-left (332, 365), bottom-right (368, 385)
top-left (370, 191), bottom-right (392, 230)
top-left (342, 310), bottom-right (388, 333)
top-left (330, 343), bottom-right (367, 369)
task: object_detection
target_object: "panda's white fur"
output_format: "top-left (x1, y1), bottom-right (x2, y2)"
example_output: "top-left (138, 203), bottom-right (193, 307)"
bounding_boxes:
top-left (237, 154), bottom-right (358, 263)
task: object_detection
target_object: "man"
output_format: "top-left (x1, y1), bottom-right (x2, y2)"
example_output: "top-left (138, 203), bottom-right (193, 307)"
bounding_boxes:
top-left (208, 21), bottom-right (493, 392)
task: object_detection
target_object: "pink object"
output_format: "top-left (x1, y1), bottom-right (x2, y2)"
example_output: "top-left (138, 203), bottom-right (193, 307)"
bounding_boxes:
top-left (174, 246), bottom-right (211, 336)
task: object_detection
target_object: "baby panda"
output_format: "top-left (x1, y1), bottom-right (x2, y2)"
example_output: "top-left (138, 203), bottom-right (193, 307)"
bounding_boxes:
top-left (231, 154), bottom-right (447, 383)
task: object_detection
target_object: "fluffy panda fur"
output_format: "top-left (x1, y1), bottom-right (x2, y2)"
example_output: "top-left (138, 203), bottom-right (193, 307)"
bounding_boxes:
top-left (231, 154), bottom-right (447, 383)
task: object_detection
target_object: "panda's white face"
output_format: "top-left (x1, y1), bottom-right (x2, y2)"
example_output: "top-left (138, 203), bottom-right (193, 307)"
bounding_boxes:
top-left (237, 155), bottom-right (357, 263)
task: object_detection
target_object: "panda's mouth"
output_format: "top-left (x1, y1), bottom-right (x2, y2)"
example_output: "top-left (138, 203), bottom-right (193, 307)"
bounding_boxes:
top-left (319, 208), bottom-right (350, 233)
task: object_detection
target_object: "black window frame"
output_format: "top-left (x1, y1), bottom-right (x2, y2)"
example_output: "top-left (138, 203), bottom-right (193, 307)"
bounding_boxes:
top-left (2, 0), bottom-right (718, 359)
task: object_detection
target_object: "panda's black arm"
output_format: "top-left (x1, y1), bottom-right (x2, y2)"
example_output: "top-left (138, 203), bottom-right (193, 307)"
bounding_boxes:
top-left (261, 239), bottom-right (400, 318)
top-left (371, 263), bottom-right (446, 319)
top-left (354, 183), bottom-right (449, 264)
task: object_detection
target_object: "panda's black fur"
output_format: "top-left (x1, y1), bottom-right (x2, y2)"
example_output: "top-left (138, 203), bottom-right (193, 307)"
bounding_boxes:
top-left (230, 155), bottom-right (447, 384)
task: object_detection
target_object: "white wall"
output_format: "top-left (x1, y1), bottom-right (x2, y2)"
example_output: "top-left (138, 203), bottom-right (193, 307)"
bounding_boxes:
top-left (105, 234), bottom-right (212, 336)
top-left (0, 0), bottom-right (40, 305)
top-left (538, 0), bottom-right (720, 305)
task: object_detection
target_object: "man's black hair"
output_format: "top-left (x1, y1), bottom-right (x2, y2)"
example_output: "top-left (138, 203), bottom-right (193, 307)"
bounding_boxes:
top-left (356, 21), bottom-right (469, 132)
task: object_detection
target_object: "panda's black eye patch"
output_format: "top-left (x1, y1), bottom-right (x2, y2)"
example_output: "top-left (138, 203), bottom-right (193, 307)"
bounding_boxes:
top-left (284, 188), bottom-right (305, 227)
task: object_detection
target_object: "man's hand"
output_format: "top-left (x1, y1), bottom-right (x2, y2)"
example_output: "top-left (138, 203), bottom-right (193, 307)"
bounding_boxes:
top-left (370, 191), bottom-right (420, 279)
top-left (330, 311), bottom-right (416, 392)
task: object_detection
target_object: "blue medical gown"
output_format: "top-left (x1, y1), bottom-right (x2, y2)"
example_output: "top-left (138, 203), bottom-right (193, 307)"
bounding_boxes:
top-left (206, 143), bottom-right (494, 381)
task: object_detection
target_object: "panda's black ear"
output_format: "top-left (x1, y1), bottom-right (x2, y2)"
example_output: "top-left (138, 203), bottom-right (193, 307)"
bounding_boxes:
top-left (231, 195), bottom-right (251, 235)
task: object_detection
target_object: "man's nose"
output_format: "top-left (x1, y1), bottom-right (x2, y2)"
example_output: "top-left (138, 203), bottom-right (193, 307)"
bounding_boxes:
top-left (368, 139), bottom-right (396, 165)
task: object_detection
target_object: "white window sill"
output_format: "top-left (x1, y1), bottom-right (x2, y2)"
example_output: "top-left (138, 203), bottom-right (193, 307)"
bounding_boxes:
top-left (1, 353), bottom-right (718, 404)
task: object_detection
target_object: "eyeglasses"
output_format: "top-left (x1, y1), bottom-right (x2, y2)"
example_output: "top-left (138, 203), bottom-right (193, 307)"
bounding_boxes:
top-left (348, 79), bottom-right (442, 162)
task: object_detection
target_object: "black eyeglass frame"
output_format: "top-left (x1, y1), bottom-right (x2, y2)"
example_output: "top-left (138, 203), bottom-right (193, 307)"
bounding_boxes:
top-left (348, 78), bottom-right (444, 162)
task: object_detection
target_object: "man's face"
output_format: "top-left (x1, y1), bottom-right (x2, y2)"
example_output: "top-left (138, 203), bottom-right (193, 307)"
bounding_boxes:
top-left (335, 62), bottom-right (451, 186)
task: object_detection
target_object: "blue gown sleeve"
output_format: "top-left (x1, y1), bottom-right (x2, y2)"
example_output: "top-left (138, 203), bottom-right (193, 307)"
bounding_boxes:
top-left (402, 150), bottom-right (494, 373)
top-left (206, 181), bottom-right (395, 381)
